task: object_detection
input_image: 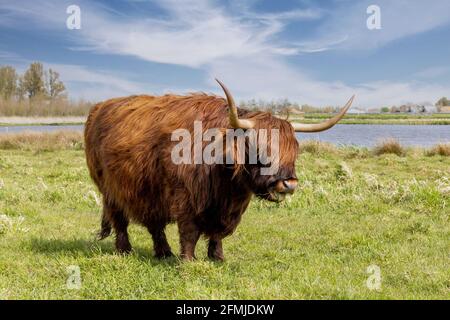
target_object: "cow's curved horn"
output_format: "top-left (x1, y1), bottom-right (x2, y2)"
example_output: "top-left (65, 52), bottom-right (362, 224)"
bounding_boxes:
top-left (216, 79), bottom-right (255, 129)
top-left (291, 95), bottom-right (354, 132)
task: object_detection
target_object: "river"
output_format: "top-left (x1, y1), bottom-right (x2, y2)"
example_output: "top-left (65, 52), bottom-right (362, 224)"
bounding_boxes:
top-left (1, 124), bottom-right (449, 147)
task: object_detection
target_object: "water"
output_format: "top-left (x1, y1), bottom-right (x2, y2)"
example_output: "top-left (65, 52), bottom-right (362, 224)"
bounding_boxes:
top-left (1, 124), bottom-right (449, 147)
top-left (296, 124), bottom-right (449, 147)
top-left (1, 125), bottom-right (83, 134)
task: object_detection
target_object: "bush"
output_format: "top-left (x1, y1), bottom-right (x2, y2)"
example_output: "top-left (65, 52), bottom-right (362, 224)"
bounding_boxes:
top-left (426, 143), bottom-right (450, 157)
top-left (298, 140), bottom-right (337, 155)
top-left (373, 138), bottom-right (405, 156)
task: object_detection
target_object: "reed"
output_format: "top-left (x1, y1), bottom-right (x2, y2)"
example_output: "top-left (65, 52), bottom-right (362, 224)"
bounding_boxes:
top-left (426, 143), bottom-right (450, 157)
top-left (0, 130), bottom-right (84, 151)
top-left (0, 131), bottom-right (448, 158)
top-left (373, 138), bottom-right (406, 156)
top-left (0, 98), bottom-right (92, 117)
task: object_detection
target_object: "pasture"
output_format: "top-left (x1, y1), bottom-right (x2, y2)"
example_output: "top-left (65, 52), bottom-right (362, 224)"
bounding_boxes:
top-left (0, 132), bottom-right (448, 299)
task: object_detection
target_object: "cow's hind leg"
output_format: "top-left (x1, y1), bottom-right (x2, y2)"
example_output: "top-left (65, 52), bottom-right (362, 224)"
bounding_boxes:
top-left (147, 226), bottom-right (173, 259)
top-left (104, 201), bottom-right (132, 254)
top-left (208, 237), bottom-right (224, 261)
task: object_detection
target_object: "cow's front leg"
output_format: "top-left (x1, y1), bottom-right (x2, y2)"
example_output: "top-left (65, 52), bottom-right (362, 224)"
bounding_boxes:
top-left (148, 226), bottom-right (173, 259)
top-left (208, 237), bottom-right (224, 261)
top-left (177, 219), bottom-right (200, 261)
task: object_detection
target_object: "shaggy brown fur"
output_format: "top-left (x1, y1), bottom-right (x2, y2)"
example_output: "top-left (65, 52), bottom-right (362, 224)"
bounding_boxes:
top-left (84, 93), bottom-right (299, 260)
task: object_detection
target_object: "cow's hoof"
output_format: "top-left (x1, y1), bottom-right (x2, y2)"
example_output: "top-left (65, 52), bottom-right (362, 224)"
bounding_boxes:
top-left (116, 248), bottom-right (132, 255)
top-left (208, 254), bottom-right (224, 262)
top-left (155, 250), bottom-right (174, 259)
top-left (116, 243), bottom-right (132, 255)
top-left (180, 254), bottom-right (196, 261)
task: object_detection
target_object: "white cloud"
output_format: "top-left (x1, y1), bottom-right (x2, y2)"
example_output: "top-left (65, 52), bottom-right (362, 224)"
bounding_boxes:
top-left (46, 63), bottom-right (142, 93)
top-left (207, 56), bottom-right (448, 107)
top-left (74, 0), bottom-right (322, 67)
top-left (1, 0), bottom-right (450, 107)
top-left (305, 0), bottom-right (450, 51)
top-left (45, 63), bottom-right (147, 100)
top-left (0, 0), bottom-right (321, 67)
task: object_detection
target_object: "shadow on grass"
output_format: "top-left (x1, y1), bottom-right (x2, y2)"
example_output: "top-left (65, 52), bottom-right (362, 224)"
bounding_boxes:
top-left (28, 237), bottom-right (179, 266)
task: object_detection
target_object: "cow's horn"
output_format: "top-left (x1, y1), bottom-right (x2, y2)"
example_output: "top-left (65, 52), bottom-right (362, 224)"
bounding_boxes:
top-left (216, 79), bottom-right (255, 129)
top-left (291, 95), bottom-right (354, 132)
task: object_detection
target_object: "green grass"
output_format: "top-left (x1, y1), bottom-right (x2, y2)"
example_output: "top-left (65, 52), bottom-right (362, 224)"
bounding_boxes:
top-left (0, 144), bottom-right (449, 299)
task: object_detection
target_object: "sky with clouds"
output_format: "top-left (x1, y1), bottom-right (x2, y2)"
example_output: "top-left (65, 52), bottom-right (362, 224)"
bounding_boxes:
top-left (1, 0), bottom-right (450, 108)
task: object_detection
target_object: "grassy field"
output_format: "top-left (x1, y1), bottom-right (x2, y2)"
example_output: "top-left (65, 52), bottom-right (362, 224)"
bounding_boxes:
top-left (0, 133), bottom-right (449, 299)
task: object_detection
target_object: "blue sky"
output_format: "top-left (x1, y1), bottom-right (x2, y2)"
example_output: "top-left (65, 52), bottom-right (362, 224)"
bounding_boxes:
top-left (1, 0), bottom-right (450, 108)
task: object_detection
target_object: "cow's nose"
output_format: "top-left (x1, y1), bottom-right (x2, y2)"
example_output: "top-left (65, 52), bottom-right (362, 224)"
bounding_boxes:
top-left (282, 179), bottom-right (298, 193)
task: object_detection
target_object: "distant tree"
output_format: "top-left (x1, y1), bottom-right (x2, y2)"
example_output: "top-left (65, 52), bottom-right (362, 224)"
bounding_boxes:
top-left (300, 104), bottom-right (315, 113)
top-left (380, 106), bottom-right (389, 113)
top-left (247, 99), bottom-right (258, 111)
top-left (274, 98), bottom-right (290, 114)
top-left (435, 97), bottom-right (449, 107)
top-left (0, 66), bottom-right (18, 100)
top-left (16, 76), bottom-right (26, 100)
top-left (22, 62), bottom-right (46, 98)
top-left (45, 68), bottom-right (66, 99)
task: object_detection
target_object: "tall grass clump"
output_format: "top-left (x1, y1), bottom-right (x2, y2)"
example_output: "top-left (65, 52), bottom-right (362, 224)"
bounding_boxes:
top-left (373, 138), bottom-right (405, 156)
top-left (0, 130), bottom-right (83, 151)
top-left (426, 143), bottom-right (450, 157)
top-left (299, 140), bottom-right (337, 155)
top-left (0, 98), bottom-right (93, 117)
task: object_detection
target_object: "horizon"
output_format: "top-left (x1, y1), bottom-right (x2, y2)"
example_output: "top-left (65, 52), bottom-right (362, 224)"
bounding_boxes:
top-left (1, 0), bottom-right (450, 109)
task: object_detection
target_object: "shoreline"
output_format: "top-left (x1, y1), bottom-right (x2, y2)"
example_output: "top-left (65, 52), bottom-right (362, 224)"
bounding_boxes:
top-left (0, 130), bottom-right (448, 156)
top-left (0, 116), bottom-right (86, 126)
top-left (0, 115), bottom-right (449, 126)
top-left (2, 121), bottom-right (449, 126)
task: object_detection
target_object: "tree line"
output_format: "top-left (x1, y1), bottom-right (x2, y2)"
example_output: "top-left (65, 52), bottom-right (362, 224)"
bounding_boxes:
top-left (0, 62), bottom-right (65, 101)
top-left (239, 98), bottom-right (339, 115)
top-left (241, 97), bottom-right (450, 115)
top-left (0, 62), bottom-right (92, 116)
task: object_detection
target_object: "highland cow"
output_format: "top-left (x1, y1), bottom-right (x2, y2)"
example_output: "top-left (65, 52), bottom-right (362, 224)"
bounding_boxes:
top-left (84, 79), bottom-right (353, 260)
